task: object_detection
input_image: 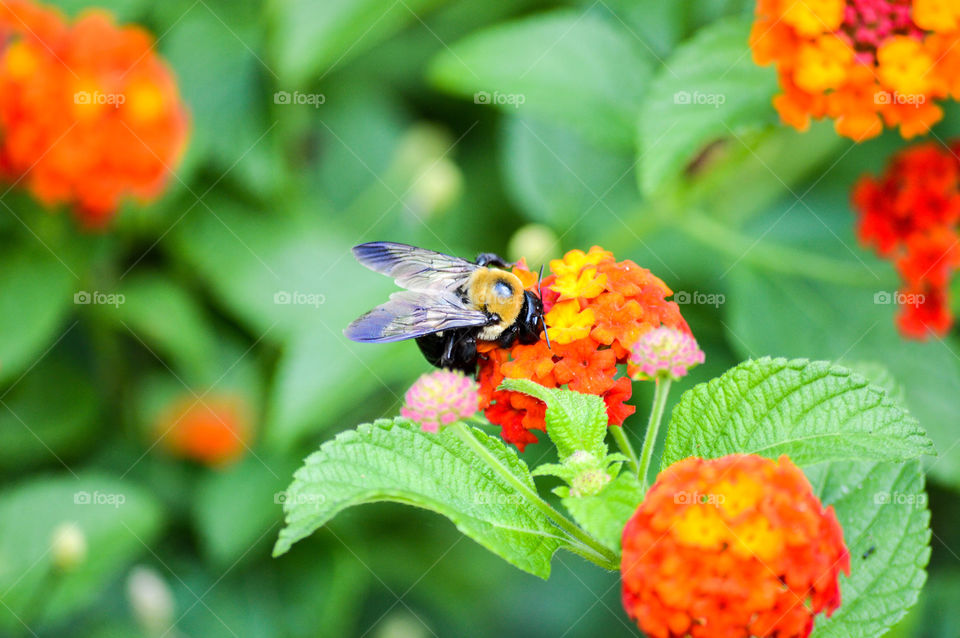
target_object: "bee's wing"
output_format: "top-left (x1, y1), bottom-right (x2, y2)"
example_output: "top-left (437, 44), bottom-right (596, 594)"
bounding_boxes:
top-left (353, 242), bottom-right (477, 293)
top-left (344, 290), bottom-right (488, 343)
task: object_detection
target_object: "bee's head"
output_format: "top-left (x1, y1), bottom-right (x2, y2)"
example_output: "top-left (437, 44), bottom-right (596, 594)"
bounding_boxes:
top-left (515, 289), bottom-right (546, 346)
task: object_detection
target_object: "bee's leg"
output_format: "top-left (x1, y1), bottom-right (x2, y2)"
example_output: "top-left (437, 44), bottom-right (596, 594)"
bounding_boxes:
top-left (475, 253), bottom-right (511, 268)
top-left (496, 324), bottom-right (520, 349)
top-left (440, 331), bottom-right (478, 374)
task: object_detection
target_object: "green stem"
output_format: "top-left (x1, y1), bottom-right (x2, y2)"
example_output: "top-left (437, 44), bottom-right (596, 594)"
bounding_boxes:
top-left (609, 424), bottom-right (639, 476)
top-left (679, 211), bottom-right (888, 288)
top-left (450, 422), bottom-right (619, 570)
top-left (637, 378), bottom-right (672, 492)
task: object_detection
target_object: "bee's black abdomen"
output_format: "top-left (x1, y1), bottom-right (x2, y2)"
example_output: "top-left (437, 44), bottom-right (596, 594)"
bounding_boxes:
top-left (416, 330), bottom-right (479, 374)
top-left (415, 333), bottom-right (447, 368)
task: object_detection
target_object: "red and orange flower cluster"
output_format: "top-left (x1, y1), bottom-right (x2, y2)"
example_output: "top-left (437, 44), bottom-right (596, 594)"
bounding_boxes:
top-left (751, 0), bottom-right (960, 139)
top-left (621, 454), bottom-right (849, 638)
top-left (852, 142), bottom-right (960, 337)
top-left (477, 247), bottom-right (690, 450)
top-left (0, 0), bottom-right (188, 226)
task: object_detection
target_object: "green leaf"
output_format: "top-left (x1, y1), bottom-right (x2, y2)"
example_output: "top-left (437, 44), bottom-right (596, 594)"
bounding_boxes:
top-left (662, 358), bottom-right (934, 469)
top-left (684, 123), bottom-right (845, 226)
top-left (726, 268), bottom-right (960, 489)
top-left (113, 272), bottom-right (219, 382)
top-left (586, 0), bottom-right (687, 58)
top-left (0, 246), bottom-right (75, 384)
top-left (193, 455), bottom-right (294, 567)
top-left (430, 10), bottom-right (654, 150)
top-left (845, 361), bottom-right (908, 407)
top-left (273, 418), bottom-right (563, 578)
top-left (267, 329), bottom-right (423, 451)
top-left (501, 114), bottom-right (637, 227)
top-left (0, 474), bottom-right (164, 631)
top-left (806, 459), bottom-right (930, 637)
top-left (269, 0), bottom-right (448, 85)
top-left (164, 12), bottom-right (274, 194)
top-left (638, 17), bottom-right (778, 196)
top-left (0, 353), bottom-right (98, 472)
top-left (561, 471), bottom-right (643, 551)
top-left (500, 379), bottom-right (608, 460)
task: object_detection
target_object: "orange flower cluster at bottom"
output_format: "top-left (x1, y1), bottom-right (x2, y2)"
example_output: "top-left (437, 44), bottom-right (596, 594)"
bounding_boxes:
top-left (622, 454), bottom-right (849, 638)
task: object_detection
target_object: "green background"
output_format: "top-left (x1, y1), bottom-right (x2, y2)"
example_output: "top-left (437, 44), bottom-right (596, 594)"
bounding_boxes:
top-left (1, 0), bottom-right (958, 636)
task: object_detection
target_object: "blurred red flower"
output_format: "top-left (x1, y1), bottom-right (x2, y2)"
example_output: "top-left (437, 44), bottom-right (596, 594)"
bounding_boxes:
top-left (852, 142), bottom-right (960, 338)
top-left (0, 0), bottom-right (188, 227)
top-left (476, 249), bottom-right (691, 450)
top-left (621, 454), bottom-right (849, 638)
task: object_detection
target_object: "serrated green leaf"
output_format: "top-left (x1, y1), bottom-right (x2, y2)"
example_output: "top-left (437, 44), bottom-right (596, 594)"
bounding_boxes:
top-left (562, 471), bottom-right (644, 551)
top-left (807, 459), bottom-right (930, 637)
top-left (725, 268), bottom-right (960, 490)
top-left (273, 418), bottom-right (564, 578)
top-left (500, 379), bottom-right (608, 460)
top-left (638, 17), bottom-right (778, 195)
top-left (429, 10), bottom-right (653, 150)
top-left (845, 361), bottom-right (908, 407)
top-left (662, 358), bottom-right (934, 469)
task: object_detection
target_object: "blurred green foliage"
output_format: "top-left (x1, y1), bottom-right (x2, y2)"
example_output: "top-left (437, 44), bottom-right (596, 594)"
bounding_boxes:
top-left (1, 0), bottom-right (958, 636)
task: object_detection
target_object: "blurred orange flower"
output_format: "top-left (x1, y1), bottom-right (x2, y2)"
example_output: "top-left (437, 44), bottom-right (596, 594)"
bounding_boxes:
top-left (0, 0), bottom-right (188, 226)
top-left (476, 250), bottom-right (690, 450)
top-left (158, 395), bottom-right (251, 467)
top-left (751, 0), bottom-right (960, 139)
top-left (852, 141), bottom-right (960, 338)
top-left (621, 454), bottom-right (849, 638)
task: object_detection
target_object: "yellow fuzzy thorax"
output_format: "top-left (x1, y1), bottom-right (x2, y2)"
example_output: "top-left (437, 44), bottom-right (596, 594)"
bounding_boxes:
top-left (467, 268), bottom-right (524, 339)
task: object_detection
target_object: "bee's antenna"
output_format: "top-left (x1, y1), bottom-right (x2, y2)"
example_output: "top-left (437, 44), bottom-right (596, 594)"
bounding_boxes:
top-left (537, 264), bottom-right (551, 350)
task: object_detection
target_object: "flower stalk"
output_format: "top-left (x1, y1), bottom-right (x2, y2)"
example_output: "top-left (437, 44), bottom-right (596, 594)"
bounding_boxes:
top-left (637, 378), bottom-right (671, 491)
top-left (609, 424), bottom-right (639, 477)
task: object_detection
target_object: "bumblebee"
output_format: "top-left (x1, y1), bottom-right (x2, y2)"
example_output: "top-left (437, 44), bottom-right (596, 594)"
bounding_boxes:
top-left (344, 242), bottom-right (547, 373)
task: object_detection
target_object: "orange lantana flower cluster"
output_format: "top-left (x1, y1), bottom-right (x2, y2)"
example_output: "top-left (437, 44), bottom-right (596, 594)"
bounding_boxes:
top-left (0, 0), bottom-right (188, 226)
top-left (751, 0), bottom-right (960, 139)
top-left (477, 248), bottom-right (690, 450)
top-left (621, 454), bottom-right (850, 638)
top-left (158, 395), bottom-right (251, 467)
top-left (852, 141), bottom-right (960, 338)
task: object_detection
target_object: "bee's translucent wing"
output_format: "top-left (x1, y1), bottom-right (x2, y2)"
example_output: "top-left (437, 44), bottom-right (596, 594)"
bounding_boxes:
top-left (344, 290), bottom-right (488, 343)
top-left (353, 242), bottom-right (477, 293)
